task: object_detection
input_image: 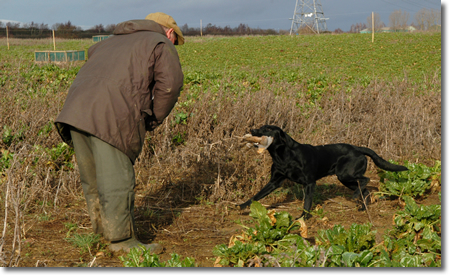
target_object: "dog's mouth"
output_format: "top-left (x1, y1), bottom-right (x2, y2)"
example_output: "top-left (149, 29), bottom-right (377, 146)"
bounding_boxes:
top-left (242, 134), bottom-right (273, 153)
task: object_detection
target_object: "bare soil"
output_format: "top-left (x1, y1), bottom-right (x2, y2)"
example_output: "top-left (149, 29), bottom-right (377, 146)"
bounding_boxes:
top-left (8, 171), bottom-right (440, 267)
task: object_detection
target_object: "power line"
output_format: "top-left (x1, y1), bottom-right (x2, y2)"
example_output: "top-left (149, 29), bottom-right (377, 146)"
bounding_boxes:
top-left (380, 0), bottom-right (416, 12)
top-left (401, 0), bottom-right (440, 10)
top-left (381, 0), bottom-right (440, 12)
top-left (325, 11), bottom-right (391, 17)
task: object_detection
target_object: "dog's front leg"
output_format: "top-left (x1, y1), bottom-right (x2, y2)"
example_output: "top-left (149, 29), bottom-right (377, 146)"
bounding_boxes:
top-left (239, 174), bottom-right (285, 210)
top-left (299, 182), bottom-right (316, 219)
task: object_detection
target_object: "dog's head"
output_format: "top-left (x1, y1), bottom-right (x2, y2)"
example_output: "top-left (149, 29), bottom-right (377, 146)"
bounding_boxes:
top-left (251, 125), bottom-right (286, 142)
top-left (251, 125), bottom-right (284, 138)
top-left (243, 125), bottom-right (291, 153)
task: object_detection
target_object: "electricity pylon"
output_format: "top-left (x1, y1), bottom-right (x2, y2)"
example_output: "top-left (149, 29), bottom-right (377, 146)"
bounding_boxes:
top-left (289, 0), bottom-right (328, 35)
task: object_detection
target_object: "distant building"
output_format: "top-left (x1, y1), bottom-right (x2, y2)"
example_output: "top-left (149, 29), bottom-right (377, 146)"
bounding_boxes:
top-left (404, 26), bottom-right (417, 32)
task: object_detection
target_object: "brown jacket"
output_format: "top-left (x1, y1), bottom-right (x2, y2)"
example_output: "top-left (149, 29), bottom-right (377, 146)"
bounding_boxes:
top-left (55, 20), bottom-right (183, 163)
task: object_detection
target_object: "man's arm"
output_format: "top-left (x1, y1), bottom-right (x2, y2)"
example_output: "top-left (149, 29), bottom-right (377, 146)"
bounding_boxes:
top-left (147, 42), bottom-right (184, 130)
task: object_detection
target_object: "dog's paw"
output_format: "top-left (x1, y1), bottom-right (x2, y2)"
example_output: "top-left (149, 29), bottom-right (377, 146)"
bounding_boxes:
top-left (357, 202), bottom-right (368, 211)
top-left (238, 201), bottom-right (251, 210)
top-left (297, 211), bottom-right (311, 220)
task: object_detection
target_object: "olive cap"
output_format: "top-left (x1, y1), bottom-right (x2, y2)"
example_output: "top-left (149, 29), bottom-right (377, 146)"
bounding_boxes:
top-left (145, 12), bottom-right (184, 45)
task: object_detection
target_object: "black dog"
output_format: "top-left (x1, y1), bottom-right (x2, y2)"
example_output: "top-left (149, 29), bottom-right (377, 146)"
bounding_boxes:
top-left (239, 125), bottom-right (408, 218)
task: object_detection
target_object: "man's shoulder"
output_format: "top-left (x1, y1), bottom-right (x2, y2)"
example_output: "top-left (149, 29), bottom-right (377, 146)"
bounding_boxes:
top-left (113, 20), bottom-right (165, 36)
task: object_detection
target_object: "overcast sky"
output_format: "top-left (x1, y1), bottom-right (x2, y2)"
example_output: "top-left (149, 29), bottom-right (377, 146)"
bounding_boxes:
top-left (0, 0), bottom-right (442, 32)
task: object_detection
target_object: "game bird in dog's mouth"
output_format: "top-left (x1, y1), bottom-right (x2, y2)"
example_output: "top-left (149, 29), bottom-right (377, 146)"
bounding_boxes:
top-left (240, 125), bottom-right (408, 219)
top-left (242, 134), bottom-right (273, 154)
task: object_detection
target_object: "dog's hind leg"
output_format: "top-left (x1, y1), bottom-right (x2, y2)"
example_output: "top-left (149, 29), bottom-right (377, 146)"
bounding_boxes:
top-left (345, 176), bottom-right (370, 199)
top-left (339, 177), bottom-right (371, 210)
top-left (336, 155), bottom-right (371, 209)
top-left (299, 182), bottom-right (316, 219)
top-left (355, 177), bottom-right (371, 210)
top-left (239, 174), bottom-right (285, 209)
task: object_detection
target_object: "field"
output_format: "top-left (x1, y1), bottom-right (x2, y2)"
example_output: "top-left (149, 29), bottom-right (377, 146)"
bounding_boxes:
top-left (0, 32), bottom-right (441, 267)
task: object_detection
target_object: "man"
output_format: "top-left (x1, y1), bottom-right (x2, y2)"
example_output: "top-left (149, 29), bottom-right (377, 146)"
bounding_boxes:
top-left (54, 12), bottom-right (184, 253)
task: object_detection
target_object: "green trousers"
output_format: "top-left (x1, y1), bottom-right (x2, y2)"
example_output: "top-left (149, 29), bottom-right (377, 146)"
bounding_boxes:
top-left (70, 127), bottom-right (136, 242)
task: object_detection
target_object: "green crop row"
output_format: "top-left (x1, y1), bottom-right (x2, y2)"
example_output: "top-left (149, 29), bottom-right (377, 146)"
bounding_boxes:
top-left (0, 33), bottom-right (440, 104)
top-left (178, 33), bottom-right (441, 90)
top-left (379, 160), bottom-right (441, 198)
top-left (120, 193), bottom-right (440, 267)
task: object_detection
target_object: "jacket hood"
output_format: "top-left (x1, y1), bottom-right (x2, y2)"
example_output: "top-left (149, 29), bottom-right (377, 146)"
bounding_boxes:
top-left (113, 20), bottom-right (165, 36)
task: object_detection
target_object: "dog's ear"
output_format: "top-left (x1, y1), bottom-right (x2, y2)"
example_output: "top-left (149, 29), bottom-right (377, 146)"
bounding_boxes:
top-left (276, 129), bottom-right (288, 143)
top-left (273, 128), bottom-right (293, 146)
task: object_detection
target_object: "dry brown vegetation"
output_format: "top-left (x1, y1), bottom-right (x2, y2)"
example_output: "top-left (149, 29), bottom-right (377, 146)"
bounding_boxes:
top-left (139, 75), bottom-right (441, 207)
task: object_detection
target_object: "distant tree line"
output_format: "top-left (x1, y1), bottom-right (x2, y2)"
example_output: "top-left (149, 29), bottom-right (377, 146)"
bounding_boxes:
top-left (0, 20), bottom-right (282, 39)
top-left (347, 8), bottom-right (440, 33)
top-left (0, 20), bottom-right (117, 39)
top-left (180, 23), bottom-right (283, 36)
top-left (0, 8), bottom-right (441, 39)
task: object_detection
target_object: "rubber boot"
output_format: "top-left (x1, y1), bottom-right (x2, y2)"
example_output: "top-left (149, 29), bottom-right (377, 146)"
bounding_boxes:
top-left (109, 237), bottom-right (163, 254)
top-left (108, 200), bottom-right (163, 254)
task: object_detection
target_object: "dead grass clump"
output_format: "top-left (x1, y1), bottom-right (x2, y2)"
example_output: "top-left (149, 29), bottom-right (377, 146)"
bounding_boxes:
top-left (0, 62), bottom-right (82, 266)
top-left (315, 80), bottom-right (441, 164)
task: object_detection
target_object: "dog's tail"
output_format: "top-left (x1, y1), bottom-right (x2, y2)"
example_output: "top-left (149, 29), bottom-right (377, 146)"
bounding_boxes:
top-left (356, 147), bottom-right (408, 172)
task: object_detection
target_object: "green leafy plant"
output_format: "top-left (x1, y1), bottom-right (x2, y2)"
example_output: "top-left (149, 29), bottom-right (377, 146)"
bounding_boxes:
top-left (316, 223), bottom-right (377, 253)
top-left (374, 194), bottom-right (441, 267)
top-left (174, 112), bottom-right (188, 125)
top-left (0, 149), bottom-right (14, 171)
top-left (214, 203), bottom-right (380, 267)
top-left (379, 161), bottom-right (441, 198)
top-left (245, 201), bottom-right (301, 244)
top-left (213, 201), bottom-right (303, 267)
top-left (63, 222), bottom-right (78, 238)
top-left (119, 245), bottom-right (196, 267)
top-left (47, 142), bottom-right (74, 163)
top-left (38, 121), bottom-right (54, 136)
top-left (391, 195), bottom-right (441, 238)
top-left (213, 241), bottom-right (267, 267)
top-left (306, 75), bottom-right (329, 103)
top-left (314, 223), bottom-right (377, 267)
top-left (33, 142), bottom-right (75, 169)
top-left (213, 197), bottom-right (441, 267)
top-left (171, 132), bottom-right (186, 146)
top-left (66, 233), bottom-right (101, 255)
top-left (2, 125), bottom-right (26, 147)
top-left (387, 195), bottom-right (441, 253)
top-left (2, 125), bottom-right (14, 146)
